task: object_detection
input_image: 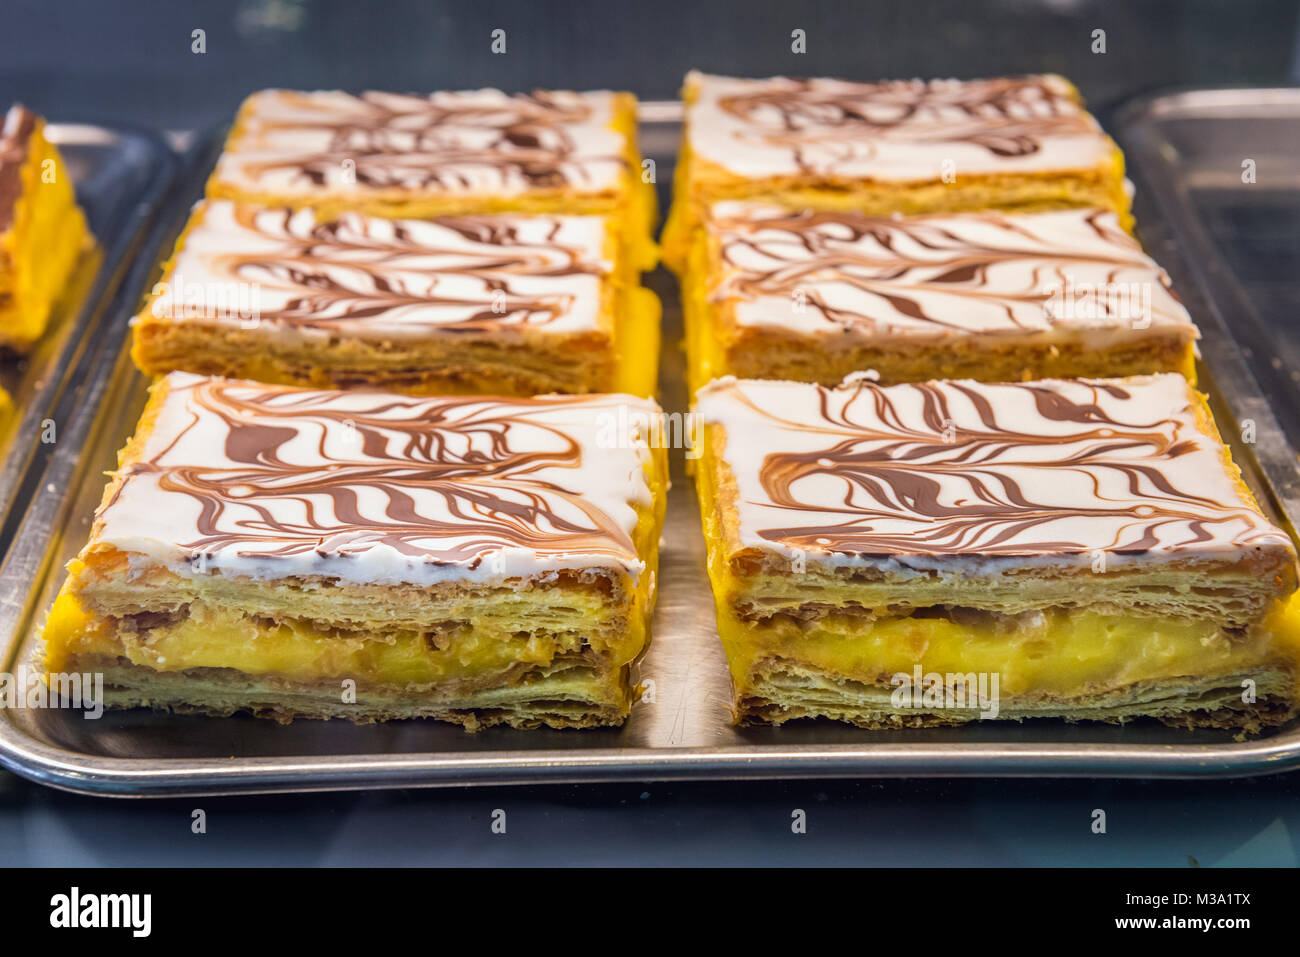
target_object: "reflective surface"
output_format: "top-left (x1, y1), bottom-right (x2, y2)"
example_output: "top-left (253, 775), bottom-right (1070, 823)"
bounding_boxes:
top-left (1119, 91), bottom-right (1300, 452)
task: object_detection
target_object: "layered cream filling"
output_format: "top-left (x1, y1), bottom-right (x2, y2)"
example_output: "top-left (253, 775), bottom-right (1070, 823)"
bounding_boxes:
top-left (44, 576), bottom-right (651, 691)
top-left (713, 597), bottom-right (1300, 700)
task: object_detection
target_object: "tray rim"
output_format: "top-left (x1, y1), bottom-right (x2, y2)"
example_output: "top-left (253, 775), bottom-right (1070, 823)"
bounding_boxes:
top-left (1112, 87), bottom-right (1300, 534)
top-left (0, 122), bottom-right (176, 549)
top-left (7, 95), bottom-right (1300, 796)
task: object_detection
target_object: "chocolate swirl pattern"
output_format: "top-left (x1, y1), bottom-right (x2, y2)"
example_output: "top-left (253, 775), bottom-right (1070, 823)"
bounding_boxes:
top-left (214, 89), bottom-right (629, 197)
top-left (695, 375), bottom-right (1293, 566)
top-left (707, 204), bottom-right (1197, 337)
top-left (149, 200), bottom-right (610, 337)
top-left (687, 72), bottom-right (1116, 180)
top-left (94, 373), bottom-right (655, 584)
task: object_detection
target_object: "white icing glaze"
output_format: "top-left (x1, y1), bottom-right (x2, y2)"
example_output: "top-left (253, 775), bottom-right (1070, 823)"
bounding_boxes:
top-left (706, 204), bottom-right (1198, 340)
top-left (212, 88), bottom-right (629, 197)
top-left (143, 200), bottom-right (611, 339)
top-left (92, 372), bottom-right (658, 586)
top-left (695, 374), bottom-right (1294, 574)
top-left (686, 72), bottom-right (1116, 181)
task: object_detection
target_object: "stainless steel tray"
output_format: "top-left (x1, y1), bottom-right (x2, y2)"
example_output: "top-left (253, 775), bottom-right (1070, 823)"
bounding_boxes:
top-left (0, 124), bottom-right (174, 546)
top-left (4, 97), bottom-right (1300, 797)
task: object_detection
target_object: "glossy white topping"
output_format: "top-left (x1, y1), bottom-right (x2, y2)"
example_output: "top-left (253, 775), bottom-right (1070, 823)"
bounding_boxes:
top-left (91, 373), bottom-right (658, 585)
top-left (144, 201), bottom-right (611, 338)
top-left (707, 204), bottom-right (1198, 340)
top-left (696, 374), bottom-right (1292, 573)
top-left (685, 72), bottom-right (1116, 181)
top-left (213, 88), bottom-right (629, 197)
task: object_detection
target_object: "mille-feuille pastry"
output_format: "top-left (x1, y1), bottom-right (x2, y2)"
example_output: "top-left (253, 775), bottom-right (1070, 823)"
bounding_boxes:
top-left (41, 372), bottom-right (668, 729)
top-left (693, 374), bottom-right (1300, 732)
top-left (132, 200), bottom-right (660, 397)
top-left (0, 104), bottom-right (90, 352)
top-left (682, 204), bottom-right (1197, 394)
top-left (208, 88), bottom-right (657, 273)
top-left (662, 72), bottom-right (1130, 272)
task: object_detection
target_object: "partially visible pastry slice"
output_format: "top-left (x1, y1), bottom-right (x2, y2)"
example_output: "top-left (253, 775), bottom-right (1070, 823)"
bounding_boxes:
top-left (0, 105), bottom-right (90, 351)
top-left (42, 372), bottom-right (668, 729)
top-left (694, 373), bottom-right (1300, 732)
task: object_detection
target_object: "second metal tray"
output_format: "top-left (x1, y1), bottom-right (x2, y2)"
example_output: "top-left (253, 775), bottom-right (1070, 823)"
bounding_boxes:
top-left (4, 97), bottom-right (1300, 796)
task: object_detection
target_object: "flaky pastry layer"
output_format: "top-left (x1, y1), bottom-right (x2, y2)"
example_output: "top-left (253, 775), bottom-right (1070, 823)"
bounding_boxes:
top-left (739, 658), bottom-right (1297, 733)
top-left (61, 654), bottom-right (630, 730)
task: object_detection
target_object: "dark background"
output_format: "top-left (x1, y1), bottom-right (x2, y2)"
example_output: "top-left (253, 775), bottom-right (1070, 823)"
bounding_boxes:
top-left (3, 0), bottom-right (1298, 129)
top-left (3, 0), bottom-right (1300, 866)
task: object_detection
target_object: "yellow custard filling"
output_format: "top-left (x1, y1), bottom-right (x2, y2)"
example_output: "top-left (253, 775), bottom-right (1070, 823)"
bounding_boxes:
top-left (713, 600), bottom-right (1300, 697)
top-left (44, 440), bottom-right (668, 693)
top-left (43, 589), bottom-right (651, 688)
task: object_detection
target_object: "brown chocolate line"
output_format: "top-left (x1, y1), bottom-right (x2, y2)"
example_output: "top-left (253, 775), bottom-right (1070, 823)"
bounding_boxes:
top-left (235, 90), bottom-right (628, 191)
top-left (715, 75), bottom-right (1097, 172)
top-left (181, 207), bottom-right (604, 332)
top-left (109, 378), bottom-right (640, 565)
top-left (717, 378), bottom-right (1277, 557)
top-left (710, 208), bottom-right (1167, 334)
